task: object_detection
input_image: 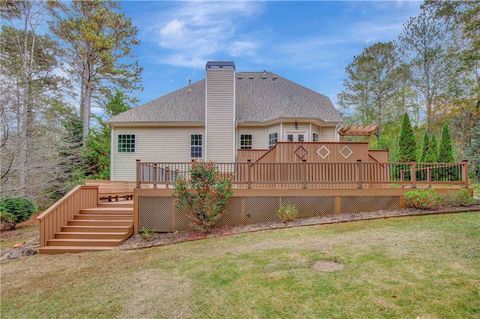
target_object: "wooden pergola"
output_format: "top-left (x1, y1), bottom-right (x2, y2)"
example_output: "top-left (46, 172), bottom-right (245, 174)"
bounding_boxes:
top-left (338, 125), bottom-right (379, 137)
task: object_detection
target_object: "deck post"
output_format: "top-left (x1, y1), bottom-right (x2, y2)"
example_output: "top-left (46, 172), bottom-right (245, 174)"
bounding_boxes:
top-left (427, 166), bottom-right (431, 188)
top-left (136, 159), bottom-right (141, 188)
top-left (356, 159), bottom-right (363, 189)
top-left (165, 166), bottom-right (170, 189)
top-left (153, 163), bottom-right (158, 188)
top-left (302, 159), bottom-right (307, 189)
top-left (462, 160), bottom-right (468, 188)
top-left (410, 162), bottom-right (417, 188)
top-left (247, 160), bottom-right (252, 189)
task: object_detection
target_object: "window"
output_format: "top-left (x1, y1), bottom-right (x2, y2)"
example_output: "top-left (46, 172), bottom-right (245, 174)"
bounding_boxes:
top-left (240, 134), bottom-right (253, 149)
top-left (268, 132), bottom-right (278, 148)
top-left (298, 134), bottom-right (305, 142)
top-left (312, 132), bottom-right (319, 142)
top-left (118, 134), bottom-right (135, 153)
top-left (287, 134), bottom-right (294, 142)
top-left (191, 134), bottom-right (202, 158)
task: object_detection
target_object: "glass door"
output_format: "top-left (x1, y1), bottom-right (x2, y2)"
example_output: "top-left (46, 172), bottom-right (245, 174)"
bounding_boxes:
top-left (285, 131), bottom-right (307, 142)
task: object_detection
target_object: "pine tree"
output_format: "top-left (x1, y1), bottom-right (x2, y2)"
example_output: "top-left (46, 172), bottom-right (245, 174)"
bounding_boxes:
top-left (81, 91), bottom-right (130, 179)
top-left (398, 113), bottom-right (417, 162)
top-left (420, 130), bottom-right (430, 162)
top-left (48, 1), bottom-right (142, 142)
top-left (424, 134), bottom-right (438, 163)
top-left (438, 123), bottom-right (454, 163)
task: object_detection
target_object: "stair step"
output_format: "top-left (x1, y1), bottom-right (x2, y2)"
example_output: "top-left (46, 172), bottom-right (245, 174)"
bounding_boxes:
top-left (55, 232), bottom-right (129, 239)
top-left (62, 225), bottom-right (132, 233)
top-left (67, 220), bottom-right (132, 226)
top-left (79, 211), bottom-right (133, 216)
top-left (80, 208), bottom-right (133, 214)
top-left (47, 238), bottom-right (123, 247)
top-left (98, 202), bottom-right (132, 208)
top-left (74, 214), bottom-right (132, 220)
top-left (39, 246), bottom-right (114, 254)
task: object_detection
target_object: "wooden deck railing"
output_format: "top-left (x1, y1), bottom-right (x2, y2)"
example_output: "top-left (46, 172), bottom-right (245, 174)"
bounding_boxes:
top-left (36, 185), bottom-right (98, 247)
top-left (136, 160), bottom-right (469, 190)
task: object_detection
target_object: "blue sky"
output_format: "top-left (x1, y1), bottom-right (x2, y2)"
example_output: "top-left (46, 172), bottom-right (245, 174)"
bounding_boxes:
top-left (123, 1), bottom-right (421, 107)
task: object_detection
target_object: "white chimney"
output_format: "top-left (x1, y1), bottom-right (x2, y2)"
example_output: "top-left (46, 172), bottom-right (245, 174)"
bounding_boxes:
top-left (205, 61), bottom-right (236, 162)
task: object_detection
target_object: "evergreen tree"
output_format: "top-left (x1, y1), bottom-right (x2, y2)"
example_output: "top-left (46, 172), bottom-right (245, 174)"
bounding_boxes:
top-left (420, 130), bottom-right (430, 162)
top-left (438, 123), bottom-right (454, 163)
top-left (81, 91), bottom-right (130, 179)
top-left (467, 124), bottom-right (480, 180)
top-left (48, 1), bottom-right (142, 142)
top-left (424, 134), bottom-right (438, 163)
top-left (398, 113), bottom-right (417, 162)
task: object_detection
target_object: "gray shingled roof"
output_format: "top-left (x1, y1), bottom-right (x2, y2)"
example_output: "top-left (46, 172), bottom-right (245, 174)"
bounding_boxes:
top-left (109, 72), bottom-right (342, 124)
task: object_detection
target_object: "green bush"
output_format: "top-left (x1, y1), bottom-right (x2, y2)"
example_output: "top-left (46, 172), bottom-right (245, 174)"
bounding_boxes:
top-left (277, 202), bottom-right (299, 222)
top-left (0, 197), bottom-right (37, 230)
top-left (0, 211), bottom-right (16, 231)
top-left (444, 189), bottom-right (476, 207)
top-left (140, 226), bottom-right (155, 241)
top-left (173, 161), bottom-right (233, 232)
top-left (405, 189), bottom-right (442, 209)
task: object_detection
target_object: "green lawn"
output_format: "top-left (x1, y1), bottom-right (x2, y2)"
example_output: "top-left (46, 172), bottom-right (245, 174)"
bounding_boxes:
top-left (1, 213), bottom-right (479, 319)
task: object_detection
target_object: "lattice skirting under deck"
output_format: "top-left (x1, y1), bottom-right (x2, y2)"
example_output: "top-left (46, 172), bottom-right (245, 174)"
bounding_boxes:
top-left (138, 195), bottom-right (402, 232)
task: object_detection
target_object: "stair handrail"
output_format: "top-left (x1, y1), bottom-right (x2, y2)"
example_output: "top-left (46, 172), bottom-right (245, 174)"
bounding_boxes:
top-left (37, 185), bottom-right (99, 247)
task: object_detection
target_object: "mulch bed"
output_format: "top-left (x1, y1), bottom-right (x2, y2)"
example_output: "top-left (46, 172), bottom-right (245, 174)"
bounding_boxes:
top-left (120, 204), bottom-right (480, 250)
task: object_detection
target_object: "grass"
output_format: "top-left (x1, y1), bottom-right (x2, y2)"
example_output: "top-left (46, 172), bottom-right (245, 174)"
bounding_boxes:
top-left (1, 212), bottom-right (479, 319)
top-left (0, 224), bottom-right (38, 251)
top-left (472, 183), bottom-right (479, 197)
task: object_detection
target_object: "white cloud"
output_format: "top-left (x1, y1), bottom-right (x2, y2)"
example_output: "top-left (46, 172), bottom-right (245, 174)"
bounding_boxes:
top-left (149, 1), bottom-right (263, 68)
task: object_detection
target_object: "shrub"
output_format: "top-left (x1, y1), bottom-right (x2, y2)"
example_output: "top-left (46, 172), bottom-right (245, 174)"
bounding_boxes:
top-left (0, 211), bottom-right (15, 231)
top-left (444, 189), bottom-right (476, 207)
top-left (277, 202), bottom-right (299, 222)
top-left (0, 197), bottom-right (37, 230)
top-left (405, 189), bottom-right (442, 209)
top-left (140, 226), bottom-right (155, 241)
top-left (173, 161), bottom-right (233, 232)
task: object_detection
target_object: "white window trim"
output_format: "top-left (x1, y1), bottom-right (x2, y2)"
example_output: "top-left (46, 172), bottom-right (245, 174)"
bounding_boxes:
top-left (190, 134), bottom-right (203, 159)
top-left (312, 131), bottom-right (320, 142)
top-left (283, 130), bottom-right (308, 142)
top-left (268, 132), bottom-right (279, 148)
top-left (117, 134), bottom-right (136, 153)
top-left (240, 133), bottom-right (253, 149)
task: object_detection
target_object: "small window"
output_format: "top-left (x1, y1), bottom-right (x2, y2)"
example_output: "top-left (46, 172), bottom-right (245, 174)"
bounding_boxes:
top-left (268, 133), bottom-right (278, 148)
top-left (118, 134), bottom-right (135, 153)
top-left (298, 134), bottom-right (305, 142)
top-left (287, 134), bottom-right (294, 142)
top-left (191, 134), bottom-right (202, 159)
top-left (240, 134), bottom-right (253, 149)
top-left (312, 132), bottom-right (319, 142)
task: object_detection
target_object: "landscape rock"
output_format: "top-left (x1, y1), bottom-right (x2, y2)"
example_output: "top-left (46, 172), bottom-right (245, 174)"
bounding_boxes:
top-left (8, 249), bottom-right (22, 259)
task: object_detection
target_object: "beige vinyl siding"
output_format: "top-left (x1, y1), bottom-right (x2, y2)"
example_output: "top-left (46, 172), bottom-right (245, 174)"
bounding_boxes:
top-left (236, 127), bottom-right (267, 149)
top-left (320, 126), bottom-right (337, 141)
top-left (205, 69), bottom-right (235, 162)
top-left (111, 127), bottom-right (204, 181)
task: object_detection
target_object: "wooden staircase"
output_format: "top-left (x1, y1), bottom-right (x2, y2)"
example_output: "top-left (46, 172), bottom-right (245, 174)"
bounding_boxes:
top-left (39, 201), bottom-right (133, 254)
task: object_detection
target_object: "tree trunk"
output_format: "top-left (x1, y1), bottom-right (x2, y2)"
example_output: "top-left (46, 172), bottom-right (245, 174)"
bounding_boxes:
top-left (426, 96), bottom-right (432, 132)
top-left (82, 79), bottom-right (92, 142)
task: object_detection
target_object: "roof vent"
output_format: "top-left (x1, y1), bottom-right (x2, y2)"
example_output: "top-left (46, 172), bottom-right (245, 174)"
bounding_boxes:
top-left (262, 70), bottom-right (267, 79)
top-left (272, 77), bottom-right (278, 81)
top-left (248, 76), bottom-right (254, 79)
top-left (186, 79), bottom-right (192, 92)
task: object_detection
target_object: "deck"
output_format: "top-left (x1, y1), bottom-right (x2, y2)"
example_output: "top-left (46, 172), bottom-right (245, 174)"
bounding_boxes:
top-left (37, 160), bottom-right (470, 253)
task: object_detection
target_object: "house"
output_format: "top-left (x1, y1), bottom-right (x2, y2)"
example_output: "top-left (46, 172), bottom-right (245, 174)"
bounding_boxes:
top-left (37, 61), bottom-right (468, 253)
top-left (109, 61), bottom-right (349, 180)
